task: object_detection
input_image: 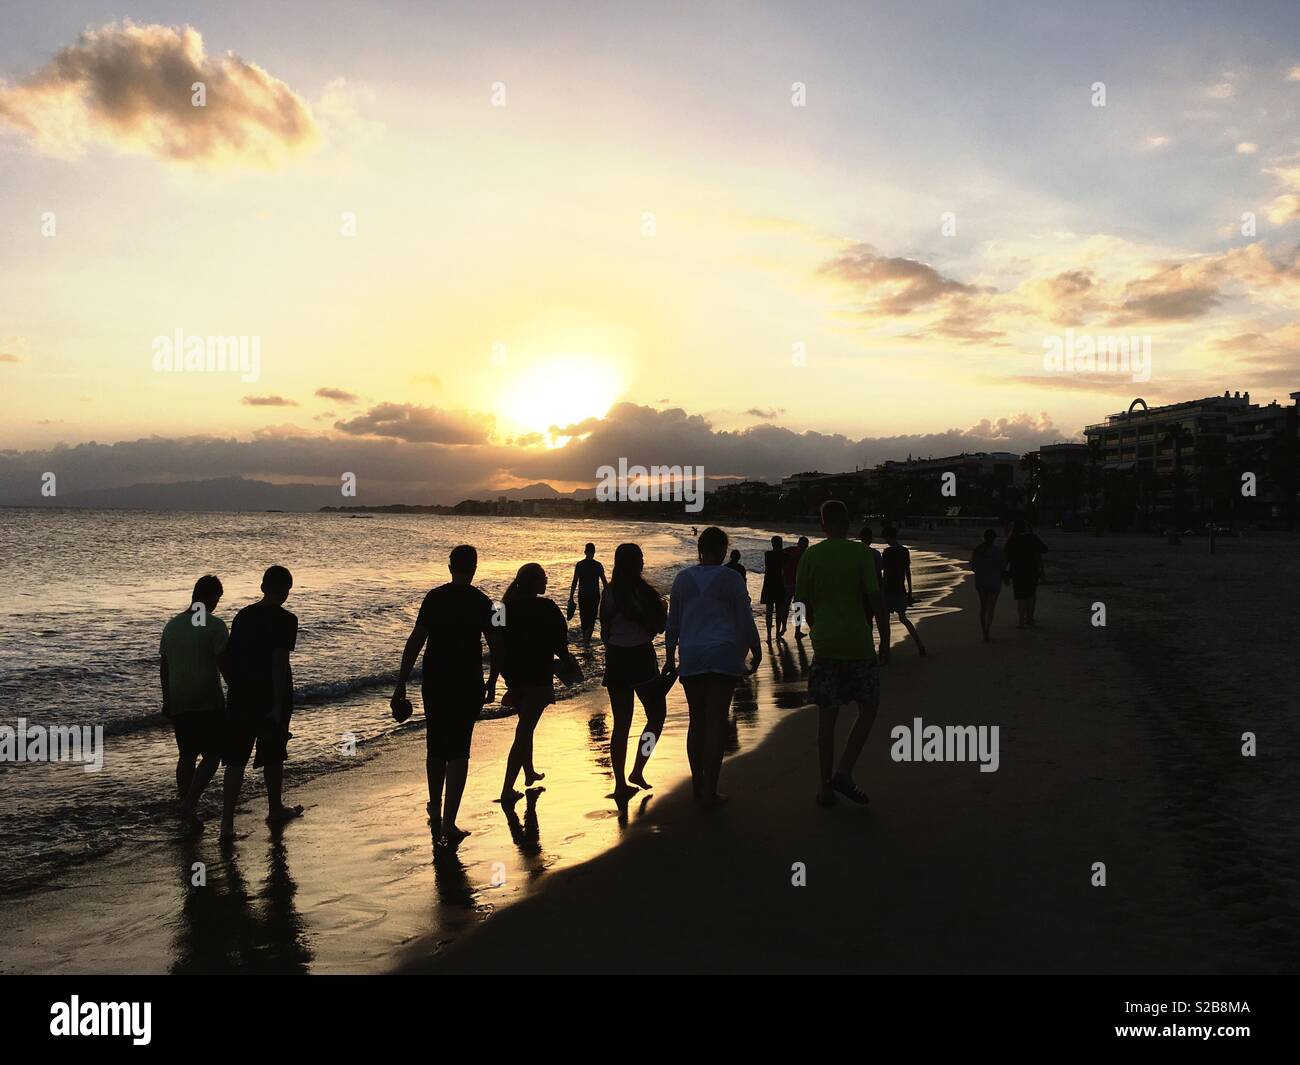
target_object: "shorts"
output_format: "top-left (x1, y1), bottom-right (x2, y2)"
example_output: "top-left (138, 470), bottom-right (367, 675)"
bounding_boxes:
top-left (172, 710), bottom-right (224, 760)
top-left (1011, 573), bottom-right (1039, 600)
top-left (577, 593), bottom-right (600, 631)
top-left (225, 706), bottom-right (292, 770)
top-left (759, 575), bottom-right (787, 605)
top-left (886, 591), bottom-right (909, 615)
top-left (808, 656), bottom-right (880, 712)
top-left (504, 683), bottom-right (555, 716)
top-left (423, 687), bottom-right (480, 761)
top-left (603, 642), bottom-right (660, 688)
top-left (681, 671), bottom-right (738, 709)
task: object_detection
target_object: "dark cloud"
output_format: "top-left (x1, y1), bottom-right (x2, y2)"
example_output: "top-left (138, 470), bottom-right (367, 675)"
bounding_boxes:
top-left (315, 387), bottom-right (359, 404)
top-left (0, 402), bottom-right (1073, 506)
top-left (745, 408), bottom-right (783, 420)
top-left (0, 21), bottom-right (318, 167)
top-left (333, 402), bottom-right (491, 444)
top-left (242, 394), bottom-right (298, 407)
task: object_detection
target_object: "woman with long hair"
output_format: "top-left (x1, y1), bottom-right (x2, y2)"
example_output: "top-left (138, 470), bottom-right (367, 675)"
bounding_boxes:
top-left (599, 543), bottom-right (669, 800)
top-left (499, 563), bottom-right (576, 804)
top-left (665, 527), bottom-right (762, 808)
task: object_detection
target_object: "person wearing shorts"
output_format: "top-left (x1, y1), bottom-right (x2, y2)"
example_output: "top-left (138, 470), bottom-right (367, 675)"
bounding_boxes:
top-left (220, 565), bottom-right (301, 841)
top-left (796, 500), bottom-right (891, 808)
top-left (393, 544), bottom-right (499, 847)
top-left (568, 543), bottom-right (607, 643)
top-left (664, 526), bottom-right (761, 809)
top-left (160, 574), bottom-right (230, 833)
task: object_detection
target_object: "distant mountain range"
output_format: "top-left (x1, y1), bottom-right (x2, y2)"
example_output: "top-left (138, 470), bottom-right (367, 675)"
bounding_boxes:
top-left (0, 476), bottom-right (592, 512)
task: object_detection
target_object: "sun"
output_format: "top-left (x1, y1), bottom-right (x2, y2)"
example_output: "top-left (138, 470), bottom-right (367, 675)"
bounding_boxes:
top-left (499, 356), bottom-right (624, 440)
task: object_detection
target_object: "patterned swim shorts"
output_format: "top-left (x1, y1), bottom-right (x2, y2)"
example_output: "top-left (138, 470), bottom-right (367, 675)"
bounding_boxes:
top-left (808, 656), bottom-right (880, 712)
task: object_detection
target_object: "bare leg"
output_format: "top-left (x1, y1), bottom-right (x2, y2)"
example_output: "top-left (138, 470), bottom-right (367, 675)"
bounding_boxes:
top-left (442, 758), bottom-right (469, 839)
top-left (684, 680), bottom-right (706, 799)
top-left (897, 610), bottom-right (927, 655)
top-left (835, 699), bottom-right (878, 780)
top-left (426, 753), bottom-right (446, 830)
top-left (607, 686), bottom-right (635, 797)
top-left (628, 688), bottom-right (666, 789)
top-left (765, 603), bottom-right (774, 637)
top-left (180, 754), bottom-right (220, 821)
top-left (176, 754), bottom-right (197, 802)
top-left (219, 759), bottom-right (246, 840)
top-left (817, 706), bottom-right (839, 802)
top-left (777, 597), bottom-right (790, 636)
top-left (701, 678), bottom-right (735, 806)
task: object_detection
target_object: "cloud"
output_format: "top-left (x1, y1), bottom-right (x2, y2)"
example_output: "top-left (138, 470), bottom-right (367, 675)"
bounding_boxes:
top-left (0, 21), bottom-right (318, 167)
top-left (1141, 135), bottom-right (1171, 151)
top-left (0, 353), bottom-right (20, 364)
top-left (1236, 142), bottom-right (1258, 155)
top-left (1, 335), bottom-right (28, 363)
top-left (745, 408), bottom-right (783, 420)
top-left (315, 387), bottom-right (359, 404)
top-left (0, 401), bottom-right (1076, 506)
top-left (242, 394), bottom-right (298, 407)
top-left (334, 402), bottom-right (491, 444)
top-left (1264, 163), bottom-right (1300, 224)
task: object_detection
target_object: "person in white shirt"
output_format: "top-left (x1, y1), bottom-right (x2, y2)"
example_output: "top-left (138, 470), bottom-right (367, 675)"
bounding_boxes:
top-left (664, 526), bottom-right (762, 808)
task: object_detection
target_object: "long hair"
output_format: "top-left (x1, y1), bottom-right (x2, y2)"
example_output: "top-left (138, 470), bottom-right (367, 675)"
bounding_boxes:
top-left (503, 562), bottom-right (546, 608)
top-left (602, 543), bottom-right (666, 634)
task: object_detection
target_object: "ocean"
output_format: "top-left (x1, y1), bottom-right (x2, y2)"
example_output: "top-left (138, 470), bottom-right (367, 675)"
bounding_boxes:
top-left (0, 508), bottom-right (962, 896)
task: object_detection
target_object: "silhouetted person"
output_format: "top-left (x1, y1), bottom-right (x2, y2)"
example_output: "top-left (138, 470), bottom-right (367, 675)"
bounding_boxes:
top-left (665, 526), bottom-right (761, 808)
top-left (881, 526), bottom-right (927, 656)
top-left (1004, 519), bottom-right (1048, 629)
top-left (783, 536), bottom-right (810, 638)
top-left (220, 565), bottom-right (302, 841)
top-left (500, 563), bottom-right (577, 803)
top-left (725, 549), bottom-right (747, 579)
top-left (568, 543), bottom-right (607, 643)
top-left (800, 502), bottom-right (891, 807)
top-left (160, 574), bottom-right (230, 834)
top-left (760, 535), bottom-right (789, 639)
top-left (599, 543), bottom-right (669, 799)
top-left (392, 544), bottom-right (500, 848)
top-left (971, 528), bottom-right (1005, 642)
top-left (858, 526), bottom-right (886, 649)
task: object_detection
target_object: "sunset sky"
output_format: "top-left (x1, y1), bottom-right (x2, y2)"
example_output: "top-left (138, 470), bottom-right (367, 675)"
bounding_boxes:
top-left (2, 0), bottom-right (1299, 502)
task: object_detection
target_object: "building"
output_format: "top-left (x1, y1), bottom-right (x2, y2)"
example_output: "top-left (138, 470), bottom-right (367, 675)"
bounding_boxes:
top-left (1082, 391), bottom-right (1299, 529)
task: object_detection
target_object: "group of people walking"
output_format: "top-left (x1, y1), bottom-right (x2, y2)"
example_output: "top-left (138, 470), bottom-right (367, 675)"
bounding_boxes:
top-left (157, 510), bottom-right (1047, 850)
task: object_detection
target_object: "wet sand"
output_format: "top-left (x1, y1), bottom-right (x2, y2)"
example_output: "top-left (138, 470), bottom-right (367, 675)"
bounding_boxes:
top-left (4, 534), bottom-right (1295, 973)
top-left (402, 533), bottom-right (1300, 973)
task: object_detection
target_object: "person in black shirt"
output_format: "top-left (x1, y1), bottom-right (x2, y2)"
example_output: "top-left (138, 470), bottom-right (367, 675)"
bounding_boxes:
top-left (759, 535), bottom-right (789, 639)
top-left (1004, 519), bottom-right (1048, 629)
top-left (392, 544), bottom-right (499, 847)
top-left (567, 543), bottom-right (607, 642)
top-left (725, 549), bottom-right (747, 580)
top-left (220, 565), bottom-right (301, 842)
top-left (501, 563), bottom-right (576, 804)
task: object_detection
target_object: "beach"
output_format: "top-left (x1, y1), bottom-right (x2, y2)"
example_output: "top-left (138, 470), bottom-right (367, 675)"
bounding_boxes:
top-left (2, 523), bottom-right (1296, 973)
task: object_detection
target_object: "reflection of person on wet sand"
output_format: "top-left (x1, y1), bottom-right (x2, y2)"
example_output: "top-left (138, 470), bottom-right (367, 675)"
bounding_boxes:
top-left (503, 787), bottom-right (543, 867)
top-left (599, 543), bottom-right (668, 800)
top-left (392, 544), bottom-right (499, 849)
top-left (500, 564), bottom-right (577, 804)
top-left (171, 831), bottom-right (311, 973)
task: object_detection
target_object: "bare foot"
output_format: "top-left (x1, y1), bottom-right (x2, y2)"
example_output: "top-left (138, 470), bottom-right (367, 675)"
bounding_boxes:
top-left (628, 772), bottom-right (652, 790)
top-left (610, 783), bottom-right (639, 801)
top-left (498, 788), bottom-right (524, 805)
top-left (439, 826), bottom-right (471, 849)
top-left (524, 770), bottom-right (546, 786)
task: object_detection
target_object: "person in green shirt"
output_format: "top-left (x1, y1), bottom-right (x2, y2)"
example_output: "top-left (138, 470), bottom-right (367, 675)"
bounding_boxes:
top-left (160, 574), bottom-right (230, 833)
top-left (795, 500), bottom-right (890, 808)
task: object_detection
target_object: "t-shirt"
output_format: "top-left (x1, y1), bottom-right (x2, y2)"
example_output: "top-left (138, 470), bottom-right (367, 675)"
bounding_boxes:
top-left (864, 545), bottom-right (885, 585)
top-left (795, 538), bottom-right (880, 662)
top-left (782, 545), bottom-right (805, 587)
top-left (665, 564), bottom-right (759, 678)
top-left (416, 583), bottom-right (495, 692)
top-left (160, 609), bottom-right (229, 714)
top-left (972, 543), bottom-right (1005, 587)
top-left (882, 544), bottom-right (910, 595)
top-left (725, 560), bottom-right (747, 579)
top-left (226, 600), bottom-right (298, 714)
top-left (1005, 534), bottom-right (1047, 578)
top-left (573, 557), bottom-right (605, 600)
top-left (502, 596), bottom-right (569, 687)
